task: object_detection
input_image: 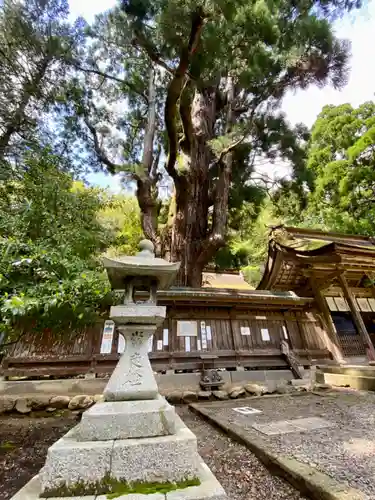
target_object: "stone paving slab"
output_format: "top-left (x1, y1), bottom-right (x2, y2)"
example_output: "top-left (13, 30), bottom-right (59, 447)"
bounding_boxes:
top-left (191, 391), bottom-right (375, 499)
top-left (252, 417), bottom-right (334, 436)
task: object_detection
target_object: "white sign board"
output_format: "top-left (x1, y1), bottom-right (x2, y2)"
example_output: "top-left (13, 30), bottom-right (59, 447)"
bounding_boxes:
top-left (369, 298), bottom-right (375, 312)
top-left (334, 297), bottom-right (349, 312)
top-left (326, 297), bottom-right (337, 311)
top-left (100, 320), bottom-right (115, 354)
top-left (177, 320), bottom-right (198, 337)
top-left (261, 328), bottom-right (270, 342)
top-left (185, 336), bottom-right (191, 352)
top-left (233, 407), bottom-right (262, 415)
top-left (157, 340), bottom-right (163, 351)
top-left (240, 326), bottom-right (251, 336)
top-left (148, 335), bottom-right (154, 352)
top-left (282, 325), bottom-right (289, 340)
top-left (206, 325), bottom-right (212, 341)
top-left (163, 328), bottom-right (169, 346)
top-left (356, 298), bottom-right (372, 312)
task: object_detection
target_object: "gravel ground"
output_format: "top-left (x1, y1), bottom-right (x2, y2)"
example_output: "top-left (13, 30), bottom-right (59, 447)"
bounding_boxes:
top-left (176, 405), bottom-right (306, 500)
top-left (196, 391), bottom-right (375, 498)
top-left (0, 408), bottom-right (306, 500)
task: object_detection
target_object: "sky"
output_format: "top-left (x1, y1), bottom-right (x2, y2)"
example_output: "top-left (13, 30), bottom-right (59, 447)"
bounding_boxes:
top-left (68, 0), bottom-right (375, 189)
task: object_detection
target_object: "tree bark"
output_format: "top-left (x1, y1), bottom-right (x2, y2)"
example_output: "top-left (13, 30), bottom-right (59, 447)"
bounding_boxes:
top-left (136, 67), bottom-right (162, 253)
top-left (171, 86), bottom-right (217, 287)
top-left (135, 11), bottom-right (236, 287)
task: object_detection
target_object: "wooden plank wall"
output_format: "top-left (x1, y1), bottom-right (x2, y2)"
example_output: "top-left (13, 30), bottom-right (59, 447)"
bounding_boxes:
top-left (1, 306), bottom-right (332, 377)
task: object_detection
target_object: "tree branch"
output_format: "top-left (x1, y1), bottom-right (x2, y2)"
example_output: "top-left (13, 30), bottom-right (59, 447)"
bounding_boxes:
top-left (83, 114), bottom-right (123, 175)
top-left (164, 7), bottom-right (207, 181)
top-left (74, 63), bottom-right (149, 104)
top-left (141, 67), bottom-right (156, 176)
top-left (132, 30), bottom-right (174, 75)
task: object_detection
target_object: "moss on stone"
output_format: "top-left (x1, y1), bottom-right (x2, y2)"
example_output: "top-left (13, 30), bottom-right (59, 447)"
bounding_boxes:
top-left (107, 477), bottom-right (201, 498)
top-left (0, 441), bottom-right (16, 450)
top-left (41, 474), bottom-right (201, 498)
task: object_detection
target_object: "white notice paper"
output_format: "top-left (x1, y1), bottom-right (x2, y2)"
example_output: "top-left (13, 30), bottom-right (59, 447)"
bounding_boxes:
top-left (197, 340), bottom-right (202, 350)
top-left (240, 326), bottom-right (251, 336)
top-left (157, 340), bottom-right (163, 351)
top-left (200, 321), bottom-right (206, 334)
top-left (357, 298), bottom-right (372, 312)
top-left (282, 325), bottom-right (289, 340)
top-left (201, 339), bottom-right (207, 349)
top-left (206, 325), bottom-right (212, 341)
top-left (100, 320), bottom-right (115, 354)
top-left (148, 335), bottom-right (154, 352)
top-left (185, 336), bottom-right (191, 352)
top-left (261, 328), bottom-right (270, 342)
top-left (163, 328), bottom-right (169, 346)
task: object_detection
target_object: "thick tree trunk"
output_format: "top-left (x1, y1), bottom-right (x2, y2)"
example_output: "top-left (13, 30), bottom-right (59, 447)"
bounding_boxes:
top-left (136, 11), bottom-right (235, 287)
top-left (170, 87), bottom-right (217, 287)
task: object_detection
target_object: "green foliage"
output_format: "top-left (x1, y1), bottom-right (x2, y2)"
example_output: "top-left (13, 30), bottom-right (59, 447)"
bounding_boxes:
top-left (0, 240), bottom-right (112, 337)
top-left (0, 148), bottom-right (113, 340)
top-left (220, 199), bottom-right (282, 286)
top-left (0, 0), bottom-right (84, 171)
top-left (304, 101), bottom-right (375, 235)
top-left (99, 195), bottom-right (143, 256)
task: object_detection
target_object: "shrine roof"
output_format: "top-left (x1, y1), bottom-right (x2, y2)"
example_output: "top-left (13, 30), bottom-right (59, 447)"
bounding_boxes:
top-left (258, 226), bottom-right (375, 293)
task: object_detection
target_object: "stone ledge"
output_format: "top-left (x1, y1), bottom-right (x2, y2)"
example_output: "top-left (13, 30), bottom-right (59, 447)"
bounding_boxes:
top-left (76, 396), bottom-right (176, 440)
top-left (111, 416), bottom-right (200, 484)
top-left (40, 430), bottom-right (114, 494)
top-left (11, 460), bottom-right (227, 500)
top-left (40, 415), bottom-right (201, 493)
top-left (1, 382), bottom-right (332, 415)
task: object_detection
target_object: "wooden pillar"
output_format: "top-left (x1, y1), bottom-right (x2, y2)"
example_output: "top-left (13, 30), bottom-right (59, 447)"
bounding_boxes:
top-left (309, 276), bottom-right (345, 364)
top-left (337, 273), bottom-right (375, 361)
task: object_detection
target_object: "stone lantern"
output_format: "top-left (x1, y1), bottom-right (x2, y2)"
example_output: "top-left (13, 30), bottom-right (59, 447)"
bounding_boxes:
top-left (101, 239), bottom-right (180, 402)
top-left (13, 240), bottom-right (227, 500)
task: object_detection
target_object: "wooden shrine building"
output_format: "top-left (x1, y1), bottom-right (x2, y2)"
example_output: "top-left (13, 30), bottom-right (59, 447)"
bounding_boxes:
top-left (3, 226), bottom-right (375, 379)
top-left (259, 226), bottom-right (375, 362)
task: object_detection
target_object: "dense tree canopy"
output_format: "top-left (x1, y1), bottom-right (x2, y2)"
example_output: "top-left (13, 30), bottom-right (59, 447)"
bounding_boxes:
top-left (304, 102), bottom-right (375, 234)
top-left (0, 0), bottom-right (84, 175)
top-left (60, 0), bottom-right (359, 286)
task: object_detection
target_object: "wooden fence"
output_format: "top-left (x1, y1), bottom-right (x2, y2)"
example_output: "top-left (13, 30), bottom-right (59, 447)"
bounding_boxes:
top-left (0, 302), bottom-right (332, 378)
